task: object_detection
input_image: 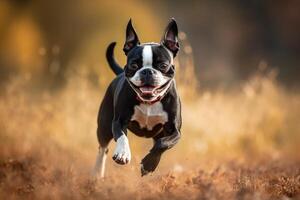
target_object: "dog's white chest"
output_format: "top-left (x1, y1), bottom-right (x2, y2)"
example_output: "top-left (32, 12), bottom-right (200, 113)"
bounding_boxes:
top-left (131, 102), bottom-right (168, 131)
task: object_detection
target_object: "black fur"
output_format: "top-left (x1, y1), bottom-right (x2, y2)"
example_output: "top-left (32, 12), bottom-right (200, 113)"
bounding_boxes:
top-left (106, 42), bottom-right (123, 75)
top-left (97, 19), bottom-right (181, 176)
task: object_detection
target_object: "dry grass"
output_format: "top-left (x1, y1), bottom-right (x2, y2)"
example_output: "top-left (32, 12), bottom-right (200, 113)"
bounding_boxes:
top-left (0, 50), bottom-right (300, 199)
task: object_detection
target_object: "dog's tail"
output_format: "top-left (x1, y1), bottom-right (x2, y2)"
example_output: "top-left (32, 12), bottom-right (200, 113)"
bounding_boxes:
top-left (106, 42), bottom-right (124, 75)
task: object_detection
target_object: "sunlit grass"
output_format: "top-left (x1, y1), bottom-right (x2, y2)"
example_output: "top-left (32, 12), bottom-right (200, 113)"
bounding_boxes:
top-left (0, 40), bottom-right (299, 199)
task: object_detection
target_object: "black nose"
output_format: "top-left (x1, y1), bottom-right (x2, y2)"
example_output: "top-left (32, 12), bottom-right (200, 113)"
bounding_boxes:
top-left (141, 68), bottom-right (156, 76)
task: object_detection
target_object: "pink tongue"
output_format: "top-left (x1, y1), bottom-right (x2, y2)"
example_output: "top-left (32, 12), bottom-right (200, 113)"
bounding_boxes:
top-left (140, 87), bottom-right (155, 94)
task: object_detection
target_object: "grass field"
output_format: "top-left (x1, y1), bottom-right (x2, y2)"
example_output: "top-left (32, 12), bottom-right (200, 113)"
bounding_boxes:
top-left (0, 60), bottom-right (299, 199)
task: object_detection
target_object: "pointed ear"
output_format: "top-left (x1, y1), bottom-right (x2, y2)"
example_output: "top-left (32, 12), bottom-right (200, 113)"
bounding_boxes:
top-left (123, 19), bottom-right (140, 55)
top-left (161, 18), bottom-right (179, 57)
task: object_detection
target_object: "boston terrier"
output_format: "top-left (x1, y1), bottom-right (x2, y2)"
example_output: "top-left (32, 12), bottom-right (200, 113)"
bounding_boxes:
top-left (93, 18), bottom-right (182, 178)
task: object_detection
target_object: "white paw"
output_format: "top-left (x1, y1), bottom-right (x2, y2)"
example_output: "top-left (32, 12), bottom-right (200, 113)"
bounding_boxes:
top-left (112, 135), bottom-right (131, 165)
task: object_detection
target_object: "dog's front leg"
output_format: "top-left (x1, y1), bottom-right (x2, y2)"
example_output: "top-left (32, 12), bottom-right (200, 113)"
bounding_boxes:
top-left (141, 125), bottom-right (181, 176)
top-left (112, 120), bottom-right (131, 165)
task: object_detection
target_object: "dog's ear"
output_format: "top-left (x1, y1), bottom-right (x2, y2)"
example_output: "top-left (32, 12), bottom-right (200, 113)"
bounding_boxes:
top-left (161, 18), bottom-right (179, 57)
top-left (123, 19), bottom-right (140, 55)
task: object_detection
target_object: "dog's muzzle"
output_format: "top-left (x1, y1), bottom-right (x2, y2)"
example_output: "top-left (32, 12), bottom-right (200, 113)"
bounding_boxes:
top-left (127, 78), bottom-right (173, 103)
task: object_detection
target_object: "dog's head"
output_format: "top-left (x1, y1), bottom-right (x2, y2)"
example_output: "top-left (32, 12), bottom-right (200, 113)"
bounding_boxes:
top-left (123, 19), bottom-right (179, 102)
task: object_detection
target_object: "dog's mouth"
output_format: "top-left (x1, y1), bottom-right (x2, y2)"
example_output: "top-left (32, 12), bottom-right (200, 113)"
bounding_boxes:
top-left (130, 81), bottom-right (171, 97)
top-left (139, 86), bottom-right (156, 94)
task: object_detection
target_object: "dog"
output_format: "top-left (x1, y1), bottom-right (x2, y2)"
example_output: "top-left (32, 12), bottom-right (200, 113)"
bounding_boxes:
top-left (93, 18), bottom-right (182, 178)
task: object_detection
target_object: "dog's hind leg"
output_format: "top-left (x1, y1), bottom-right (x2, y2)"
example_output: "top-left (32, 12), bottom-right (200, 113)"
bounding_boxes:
top-left (93, 84), bottom-right (114, 179)
top-left (93, 146), bottom-right (108, 178)
top-left (93, 126), bottom-right (112, 179)
top-left (93, 112), bottom-right (113, 179)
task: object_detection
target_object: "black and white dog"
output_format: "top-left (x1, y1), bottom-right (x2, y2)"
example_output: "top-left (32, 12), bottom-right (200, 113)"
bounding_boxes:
top-left (93, 18), bottom-right (182, 178)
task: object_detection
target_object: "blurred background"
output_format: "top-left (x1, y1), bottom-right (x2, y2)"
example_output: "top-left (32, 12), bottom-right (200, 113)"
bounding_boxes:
top-left (0, 1), bottom-right (300, 199)
top-left (1, 0), bottom-right (300, 90)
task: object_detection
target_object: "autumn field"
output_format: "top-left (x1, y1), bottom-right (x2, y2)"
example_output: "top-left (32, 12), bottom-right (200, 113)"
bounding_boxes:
top-left (0, 57), bottom-right (300, 200)
top-left (1, 0), bottom-right (300, 199)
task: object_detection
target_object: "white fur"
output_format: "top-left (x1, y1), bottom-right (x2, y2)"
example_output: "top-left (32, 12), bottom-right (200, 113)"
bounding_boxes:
top-left (142, 45), bottom-right (153, 67)
top-left (113, 134), bottom-right (131, 163)
top-left (93, 147), bottom-right (107, 178)
top-left (131, 101), bottom-right (168, 131)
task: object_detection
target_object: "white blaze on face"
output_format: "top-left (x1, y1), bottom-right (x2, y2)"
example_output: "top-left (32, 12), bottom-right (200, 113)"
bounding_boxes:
top-left (142, 45), bottom-right (153, 67)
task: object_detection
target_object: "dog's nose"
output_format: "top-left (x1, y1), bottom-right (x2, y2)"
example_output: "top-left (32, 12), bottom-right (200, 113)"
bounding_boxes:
top-left (141, 68), bottom-right (156, 76)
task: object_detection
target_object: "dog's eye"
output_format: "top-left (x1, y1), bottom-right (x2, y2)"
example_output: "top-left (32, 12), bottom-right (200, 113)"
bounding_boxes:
top-left (158, 63), bottom-right (169, 71)
top-left (130, 63), bottom-right (139, 70)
